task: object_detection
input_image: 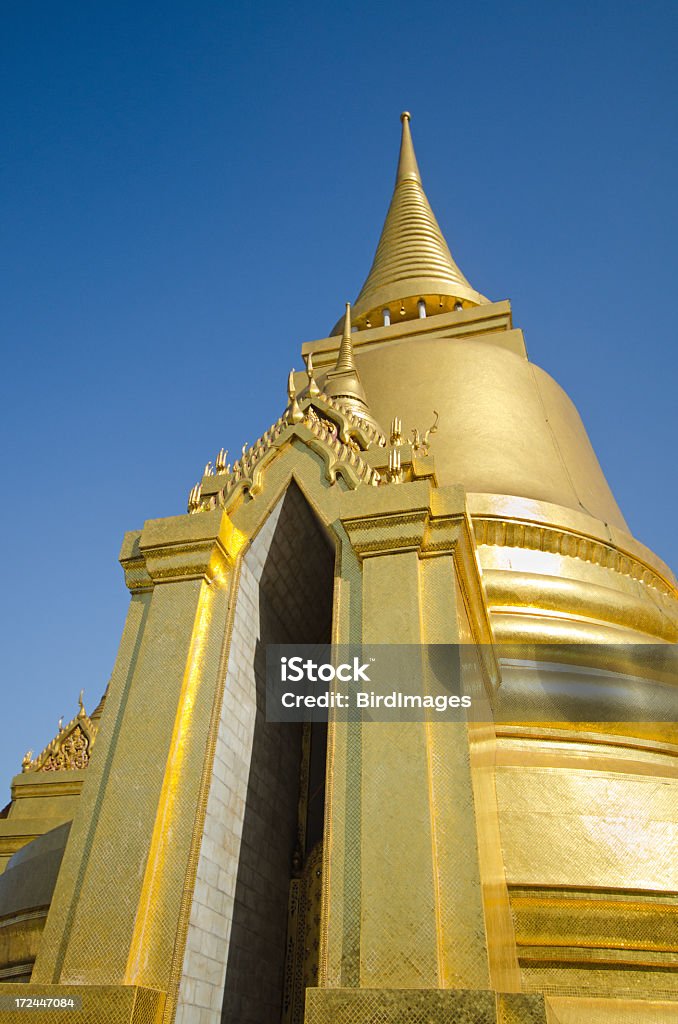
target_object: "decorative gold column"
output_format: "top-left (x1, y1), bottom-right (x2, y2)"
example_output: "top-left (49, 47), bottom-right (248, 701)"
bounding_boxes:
top-left (1, 510), bottom-right (245, 1023)
top-left (309, 482), bottom-right (540, 1023)
top-left (359, 546), bottom-right (440, 988)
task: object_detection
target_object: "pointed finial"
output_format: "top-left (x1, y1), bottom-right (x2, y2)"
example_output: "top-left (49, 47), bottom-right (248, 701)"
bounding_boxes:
top-left (58, 716), bottom-right (64, 732)
top-left (287, 369), bottom-right (304, 424)
top-left (335, 303), bottom-right (357, 375)
top-left (396, 110), bottom-right (421, 184)
top-left (78, 690), bottom-right (85, 716)
top-left (388, 447), bottom-right (403, 484)
top-left (188, 482), bottom-right (202, 513)
top-left (305, 353), bottom-right (320, 399)
top-left (215, 448), bottom-right (228, 473)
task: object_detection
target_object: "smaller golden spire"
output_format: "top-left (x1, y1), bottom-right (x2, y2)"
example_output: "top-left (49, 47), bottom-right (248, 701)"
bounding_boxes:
top-left (334, 303), bottom-right (362, 378)
top-left (324, 304), bottom-right (367, 406)
top-left (324, 303), bottom-right (382, 433)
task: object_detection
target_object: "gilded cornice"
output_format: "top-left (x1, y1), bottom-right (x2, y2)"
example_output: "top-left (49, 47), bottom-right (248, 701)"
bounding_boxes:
top-left (305, 300), bottom-right (516, 369)
top-left (473, 515), bottom-right (676, 600)
top-left (119, 510), bottom-right (247, 591)
top-left (119, 531), bottom-right (153, 593)
top-left (342, 507), bottom-right (432, 558)
top-left (339, 480), bottom-right (482, 559)
top-left (139, 511), bottom-right (243, 584)
top-left (10, 774), bottom-right (86, 801)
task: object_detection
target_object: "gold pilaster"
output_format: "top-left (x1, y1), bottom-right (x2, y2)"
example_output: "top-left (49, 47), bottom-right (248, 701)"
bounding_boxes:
top-left (314, 482), bottom-right (507, 1021)
top-left (27, 511), bottom-right (245, 1022)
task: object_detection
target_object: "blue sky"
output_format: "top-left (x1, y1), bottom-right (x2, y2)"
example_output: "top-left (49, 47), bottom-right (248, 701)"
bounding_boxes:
top-left (1, 1), bottom-right (677, 793)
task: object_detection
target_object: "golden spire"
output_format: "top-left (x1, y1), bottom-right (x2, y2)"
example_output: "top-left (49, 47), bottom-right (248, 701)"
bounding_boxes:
top-left (334, 302), bottom-right (362, 378)
top-left (343, 111), bottom-right (488, 331)
top-left (325, 303), bottom-right (367, 402)
top-left (324, 303), bottom-right (381, 431)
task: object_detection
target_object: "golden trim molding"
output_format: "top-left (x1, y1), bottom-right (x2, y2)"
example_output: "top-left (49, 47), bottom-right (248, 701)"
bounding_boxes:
top-left (473, 516), bottom-right (676, 598)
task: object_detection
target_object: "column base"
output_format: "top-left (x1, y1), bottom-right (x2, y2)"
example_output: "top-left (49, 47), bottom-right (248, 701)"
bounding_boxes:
top-left (304, 988), bottom-right (547, 1023)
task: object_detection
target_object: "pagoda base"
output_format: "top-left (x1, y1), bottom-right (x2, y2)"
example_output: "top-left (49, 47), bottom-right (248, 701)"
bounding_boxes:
top-left (304, 988), bottom-right (546, 1023)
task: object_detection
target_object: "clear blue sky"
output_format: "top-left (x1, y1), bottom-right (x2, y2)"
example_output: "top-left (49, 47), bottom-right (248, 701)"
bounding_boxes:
top-left (1, 1), bottom-right (677, 795)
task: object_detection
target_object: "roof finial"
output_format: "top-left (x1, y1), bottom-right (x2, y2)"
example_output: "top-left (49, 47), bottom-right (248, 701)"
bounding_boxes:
top-left (335, 302), bottom-right (357, 374)
top-left (305, 352), bottom-right (320, 399)
top-left (397, 111), bottom-right (421, 184)
top-left (286, 369), bottom-right (304, 424)
top-left (324, 302), bottom-right (375, 423)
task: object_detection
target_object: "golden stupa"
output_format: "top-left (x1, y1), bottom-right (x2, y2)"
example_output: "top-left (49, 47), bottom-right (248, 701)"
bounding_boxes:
top-left (0, 113), bottom-right (675, 1024)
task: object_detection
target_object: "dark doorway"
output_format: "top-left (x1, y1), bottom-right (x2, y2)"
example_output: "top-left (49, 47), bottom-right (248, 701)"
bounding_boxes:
top-left (221, 484), bottom-right (334, 1024)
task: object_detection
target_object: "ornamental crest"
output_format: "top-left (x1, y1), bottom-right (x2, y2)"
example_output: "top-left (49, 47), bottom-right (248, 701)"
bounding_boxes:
top-left (22, 691), bottom-right (98, 773)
